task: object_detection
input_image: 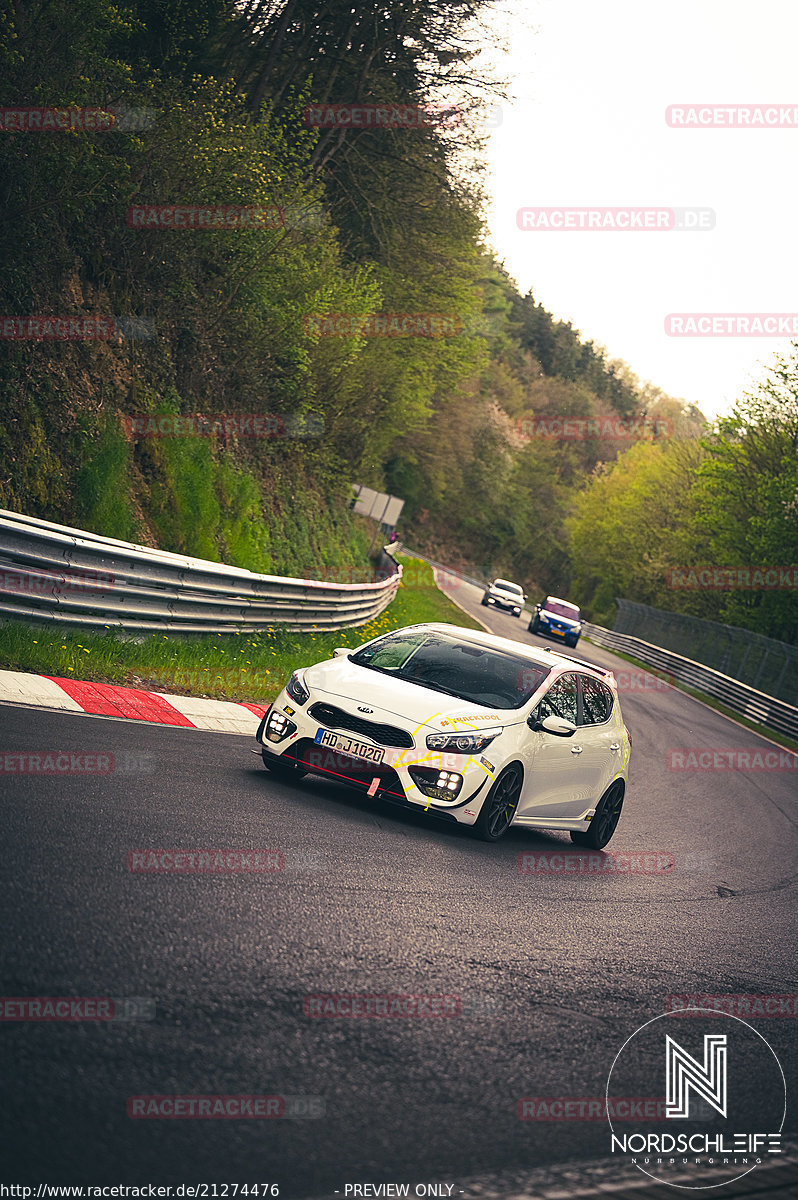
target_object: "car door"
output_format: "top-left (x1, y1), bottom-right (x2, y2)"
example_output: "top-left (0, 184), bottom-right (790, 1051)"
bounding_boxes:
top-left (574, 675), bottom-right (619, 800)
top-left (515, 673), bottom-right (592, 820)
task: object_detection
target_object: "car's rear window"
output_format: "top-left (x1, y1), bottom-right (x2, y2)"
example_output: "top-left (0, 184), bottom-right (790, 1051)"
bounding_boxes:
top-left (350, 630), bottom-right (550, 709)
top-left (543, 599), bottom-right (580, 619)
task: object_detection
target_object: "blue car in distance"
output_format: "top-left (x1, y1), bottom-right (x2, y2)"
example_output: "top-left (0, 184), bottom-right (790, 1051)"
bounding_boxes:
top-left (529, 596), bottom-right (583, 648)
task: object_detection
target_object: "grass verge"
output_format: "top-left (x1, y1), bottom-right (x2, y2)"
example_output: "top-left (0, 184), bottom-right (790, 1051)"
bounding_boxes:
top-left (583, 638), bottom-right (798, 755)
top-left (0, 556), bottom-right (482, 705)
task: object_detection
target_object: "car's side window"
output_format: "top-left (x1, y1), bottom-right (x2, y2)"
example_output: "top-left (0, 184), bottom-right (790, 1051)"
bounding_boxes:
top-left (580, 676), bottom-right (614, 725)
top-left (535, 673), bottom-right (578, 724)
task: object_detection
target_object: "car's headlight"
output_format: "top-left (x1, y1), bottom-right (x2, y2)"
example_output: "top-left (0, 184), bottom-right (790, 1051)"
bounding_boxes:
top-left (426, 731), bottom-right (499, 753)
top-left (285, 670), bottom-right (309, 706)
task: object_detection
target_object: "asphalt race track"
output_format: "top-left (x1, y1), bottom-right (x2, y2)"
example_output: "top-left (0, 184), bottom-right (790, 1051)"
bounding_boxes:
top-left (1, 578), bottom-right (797, 1195)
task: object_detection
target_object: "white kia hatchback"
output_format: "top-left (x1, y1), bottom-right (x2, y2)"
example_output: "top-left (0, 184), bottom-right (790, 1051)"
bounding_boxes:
top-left (255, 623), bottom-right (631, 845)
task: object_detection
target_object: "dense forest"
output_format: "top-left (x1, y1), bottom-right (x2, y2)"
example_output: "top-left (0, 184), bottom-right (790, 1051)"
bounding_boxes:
top-left (1, 0), bottom-right (796, 643)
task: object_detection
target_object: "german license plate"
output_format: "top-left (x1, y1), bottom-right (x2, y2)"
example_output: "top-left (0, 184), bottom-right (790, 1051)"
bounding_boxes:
top-left (314, 728), bottom-right (384, 764)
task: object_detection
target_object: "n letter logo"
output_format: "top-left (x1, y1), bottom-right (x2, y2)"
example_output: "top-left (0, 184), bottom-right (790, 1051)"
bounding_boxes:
top-left (665, 1034), bottom-right (727, 1119)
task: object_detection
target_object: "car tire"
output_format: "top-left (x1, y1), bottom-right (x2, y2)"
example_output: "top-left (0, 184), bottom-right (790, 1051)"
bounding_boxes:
top-left (514, 610), bottom-right (522, 618)
top-left (472, 764), bottom-right (523, 842)
top-left (261, 749), bottom-right (308, 779)
top-left (481, 594), bottom-right (489, 606)
top-left (529, 616), bottom-right (540, 633)
top-left (570, 781), bottom-right (624, 850)
top-left (566, 636), bottom-right (579, 648)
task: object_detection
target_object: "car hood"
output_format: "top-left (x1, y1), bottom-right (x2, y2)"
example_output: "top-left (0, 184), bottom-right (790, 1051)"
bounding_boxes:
top-left (540, 608), bottom-right (581, 628)
top-left (302, 657), bottom-right (518, 730)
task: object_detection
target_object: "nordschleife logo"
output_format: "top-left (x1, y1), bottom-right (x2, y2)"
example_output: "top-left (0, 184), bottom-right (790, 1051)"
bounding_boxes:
top-left (606, 1010), bottom-right (786, 1189)
top-left (666, 1033), bottom-right (727, 1119)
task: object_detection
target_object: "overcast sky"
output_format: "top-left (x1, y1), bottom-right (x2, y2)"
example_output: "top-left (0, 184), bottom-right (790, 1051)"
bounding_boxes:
top-left (476, 0), bottom-right (798, 419)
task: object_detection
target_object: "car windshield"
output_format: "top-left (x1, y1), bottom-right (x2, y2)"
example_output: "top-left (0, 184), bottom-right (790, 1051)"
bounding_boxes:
top-left (350, 630), bottom-right (550, 709)
top-left (494, 580), bottom-right (522, 595)
top-left (543, 599), bottom-right (580, 620)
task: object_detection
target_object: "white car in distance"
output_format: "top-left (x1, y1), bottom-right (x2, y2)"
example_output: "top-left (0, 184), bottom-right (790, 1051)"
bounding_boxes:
top-left (481, 578), bottom-right (526, 616)
top-left (256, 623), bottom-right (632, 847)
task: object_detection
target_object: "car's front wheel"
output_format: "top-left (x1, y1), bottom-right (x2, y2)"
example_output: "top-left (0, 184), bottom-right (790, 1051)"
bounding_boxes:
top-left (528, 616), bottom-right (540, 633)
top-left (570, 781), bottom-right (623, 849)
top-left (472, 764), bottom-right (523, 842)
top-left (566, 635), bottom-right (579, 647)
top-left (481, 593), bottom-right (489, 606)
top-left (261, 749), bottom-right (308, 779)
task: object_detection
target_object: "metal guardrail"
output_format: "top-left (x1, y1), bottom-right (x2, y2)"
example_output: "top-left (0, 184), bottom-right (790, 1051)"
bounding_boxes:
top-left (0, 509), bottom-right (401, 634)
top-left (613, 597), bottom-right (797, 706)
top-left (584, 622), bottom-right (798, 742)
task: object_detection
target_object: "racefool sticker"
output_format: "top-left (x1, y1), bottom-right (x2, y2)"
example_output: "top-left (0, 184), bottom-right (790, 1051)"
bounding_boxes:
top-left (284, 705), bottom-right (295, 715)
top-left (440, 713), bottom-right (499, 726)
top-left (480, 756), bottom-right (495, 772)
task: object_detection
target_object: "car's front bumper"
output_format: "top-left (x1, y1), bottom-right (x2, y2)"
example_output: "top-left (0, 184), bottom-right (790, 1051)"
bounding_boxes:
top-left (535, 619), bottom-right (581, 640)
top-left (487, 594), bottom-right (522, 611)
top-left (257, 695), bottom-right (499, 825)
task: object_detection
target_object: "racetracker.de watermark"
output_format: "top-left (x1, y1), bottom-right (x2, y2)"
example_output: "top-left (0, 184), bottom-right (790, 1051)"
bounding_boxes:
top-left (127, 1094), bottom-right (324, 1119)
top-left (520, 667), bottom-right (674, 694)
top-left (517, 1098), bottom-right (668, 1120)
top-left (666, 565), bottom-right (798, 590)
top-left (303, 563), bottom-right (442, 589)
top-left (666, 995), bottom-right (798, 1018)
top-left (0, 566), bottom-right (115, 594)
top-left (517, 852), bottom-right (675, 875)
top-left (0, 996), bottom-right (154, 1021)
top-left (303, 312), bottom-right (461, 337)
top-left (127, 849), bottom-right (285, 874)
top-left (665, 313), bottom-right (798, 336)
top-left (516, 208), bottom-right (714, 231)
top-left (0, 106), bottom-right (115, 131)
top-left (666, 104), bottom-right (798, 127)
top-left (303, 994), bottom-right (461, 1018)
top-left (303, 103), bottom-right (461, 128)
top-left (123, 413), bottom-right (323, 438)
top-left (2, 751), bottom-right (155, 776)
top-left (142, 666), bottom-right (273, 692)
top-left (667, 749), bottom-right (797, 771)
top-left (516, 416), bottom-right (673, 440)
top-left (1, 752), bottom-right (115, 775)
top-left (127, 205), bottom-right (285, 229)
top-left (613, 668), bottom-right (675, 692)
top-left (1, 316), bottom-right (116, 340)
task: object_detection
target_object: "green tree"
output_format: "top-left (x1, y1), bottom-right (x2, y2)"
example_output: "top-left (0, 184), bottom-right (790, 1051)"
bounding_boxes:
top-left (691, 348), bottom-right (798, 643)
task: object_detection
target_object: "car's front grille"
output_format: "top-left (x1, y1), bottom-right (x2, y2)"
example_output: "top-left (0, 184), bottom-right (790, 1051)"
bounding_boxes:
top-left (292, 740), bottom-right (456, 820)
top-left (308, 702), bottom-right (414, 748)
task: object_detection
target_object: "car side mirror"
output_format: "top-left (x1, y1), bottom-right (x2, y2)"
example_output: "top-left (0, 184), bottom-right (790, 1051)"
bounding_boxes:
top-left (540, 715), bottom-right (577, 737)
top-left (332, 648), bottom-right (350, 659)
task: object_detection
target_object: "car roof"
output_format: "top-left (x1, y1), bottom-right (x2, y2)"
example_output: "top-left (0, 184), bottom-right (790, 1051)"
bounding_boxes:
top-left (544, 595), bottom-right (579, 608)
top-left (403, 623), bottom-right (612, 682)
